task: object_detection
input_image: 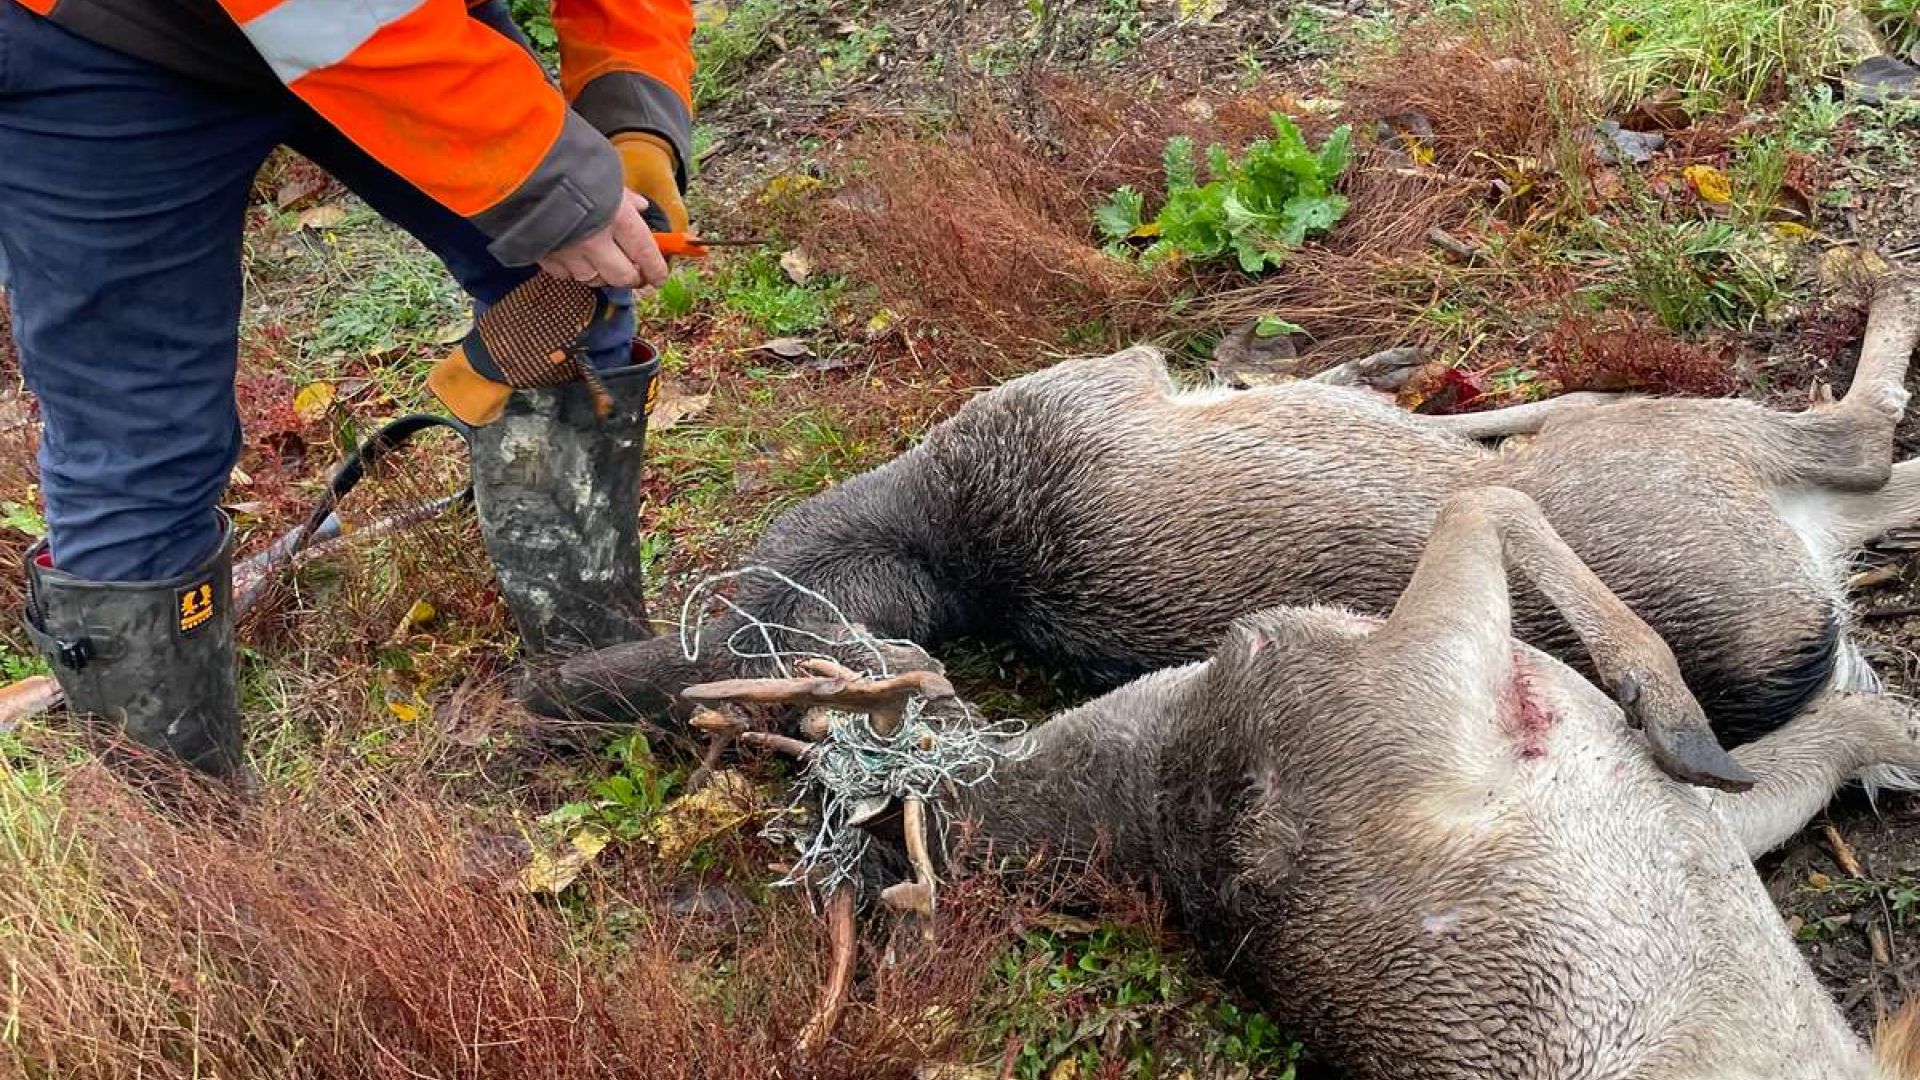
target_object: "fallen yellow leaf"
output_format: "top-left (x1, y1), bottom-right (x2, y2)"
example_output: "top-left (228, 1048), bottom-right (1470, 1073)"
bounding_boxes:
top-left (1818, 245), bottom-right (1893, 290)
top-left (387, 699), bottom-right (421, 722)
top-left (399, 599), bottom-right (436, 632)
top-left (779, 248), bottom-right (814, 284)
top-left (648, 384), bottom-right (712, 433)
top-left (644, 770), bottom-right (759, 866)
top-left (1683, 164), bottom-right (1732, 204)
top-left (760, 172), bottom-right (823, 204)
top-left (1175, 0), bottom-right (1226, 24)
top-left (520, 828), bottom-right (608, 894)
top-left (292, 381), bottom-right (336, 424)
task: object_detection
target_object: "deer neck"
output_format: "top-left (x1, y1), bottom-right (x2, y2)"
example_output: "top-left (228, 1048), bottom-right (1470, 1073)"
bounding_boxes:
top-left (955, 663), bottom-right (1202, 878)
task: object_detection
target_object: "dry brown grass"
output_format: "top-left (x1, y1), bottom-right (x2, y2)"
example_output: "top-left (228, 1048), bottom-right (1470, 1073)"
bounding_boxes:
top-left (0, 318), bottom-right (33, 656)
top-left (0, 734), bottom-right (1071, 1080)
top-left (802, 2), bottom-right (1618, 377)
top-left (1194, 1), bottom-right (1607, 370)
top-left (806, 75), bottom-right (1300, 364)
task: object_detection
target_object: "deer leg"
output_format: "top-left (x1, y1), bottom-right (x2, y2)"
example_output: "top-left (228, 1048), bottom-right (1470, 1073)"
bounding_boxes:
top-left (1774, 276), bottom-right (1920, 490)
top-left (1842, 273), bottom-right (1920, 413)
top-left (1815, 458), bottom-right (1920, 550)
top-left (1412, 392), bottom-right (1627, 441)
top-left (1707, 691), bottom-right (1920, 858)
top-left (1376, 487), bottom-right (1752, 790)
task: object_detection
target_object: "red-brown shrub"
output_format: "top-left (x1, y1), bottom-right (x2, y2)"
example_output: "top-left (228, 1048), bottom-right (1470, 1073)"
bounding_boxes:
top-left (0, 744), bottom-right (1077, 1080)
top-left (807, 76), bottom-right (1307, 363)
top-left (1537, 309), bottom-right (1740, 396)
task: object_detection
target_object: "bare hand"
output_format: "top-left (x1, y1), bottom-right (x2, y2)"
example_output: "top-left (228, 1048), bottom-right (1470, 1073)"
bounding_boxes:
top-left (535, 190), bottom-right (668, 289)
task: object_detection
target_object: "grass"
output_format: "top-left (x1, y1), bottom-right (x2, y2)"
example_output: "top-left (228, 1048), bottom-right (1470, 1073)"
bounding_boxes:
top-left (1573, 208), bottom-right (1794, 334)
top-left (1865, 0), bottom-right (1920, 54)
top-left (692, 0), bottom-right (805, 110)
top-left (713, 250), bottom-right (844, 337)
top-left (1564, 0), bottom-right (1847, 108)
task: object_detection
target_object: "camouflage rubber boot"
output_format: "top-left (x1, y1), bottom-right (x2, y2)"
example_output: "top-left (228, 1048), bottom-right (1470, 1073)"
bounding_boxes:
top-left (470, 342), bottom-right (662, 655)
top-left (22, 514), bottom-right (242, 776)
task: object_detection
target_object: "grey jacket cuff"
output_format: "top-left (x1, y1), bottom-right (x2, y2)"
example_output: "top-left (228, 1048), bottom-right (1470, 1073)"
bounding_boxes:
top-left (572, 70), bottom-right (694, 191)
top-left (471, 110), bottom-right (625, 267)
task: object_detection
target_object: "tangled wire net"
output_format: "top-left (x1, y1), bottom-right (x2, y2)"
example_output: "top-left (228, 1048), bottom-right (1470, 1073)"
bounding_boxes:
top-left (678, 567), bottom-right (920, 678)
top-left (677, 567), bottom-right (1031, 895)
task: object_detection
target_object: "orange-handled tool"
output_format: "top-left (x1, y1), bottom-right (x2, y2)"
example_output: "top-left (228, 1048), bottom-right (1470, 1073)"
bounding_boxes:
top-left (652, 232), bottom-right (770, 259)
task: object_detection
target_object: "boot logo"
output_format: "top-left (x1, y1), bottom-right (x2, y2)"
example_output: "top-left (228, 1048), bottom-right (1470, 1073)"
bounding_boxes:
top-left (177, 581), bottom-right (216, 636)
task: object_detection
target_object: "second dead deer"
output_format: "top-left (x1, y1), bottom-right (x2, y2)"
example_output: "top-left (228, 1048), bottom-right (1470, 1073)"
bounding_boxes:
top-left (696, 487), bottom-right (1920, 1079)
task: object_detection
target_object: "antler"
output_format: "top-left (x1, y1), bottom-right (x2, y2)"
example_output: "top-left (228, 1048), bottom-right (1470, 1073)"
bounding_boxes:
top-left (793, 888), bottom-right (857, 1060)
top-left (682, 664), bottom-right (956, 737)
top-left (679, 659), bottom-right (960, 1060)
top-left (880, 795), bottom-right (939, 936)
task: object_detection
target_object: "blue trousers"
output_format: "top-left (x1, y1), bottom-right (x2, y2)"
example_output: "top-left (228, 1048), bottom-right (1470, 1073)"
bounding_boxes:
top-left (0, 4), bottom-right (635, 583)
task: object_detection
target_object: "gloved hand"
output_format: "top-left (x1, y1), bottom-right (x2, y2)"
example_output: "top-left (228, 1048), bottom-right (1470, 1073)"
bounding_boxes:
top-left (612, 131), bottom-right (689, 235)
top-left (427, 275), bottom-right (617, 426)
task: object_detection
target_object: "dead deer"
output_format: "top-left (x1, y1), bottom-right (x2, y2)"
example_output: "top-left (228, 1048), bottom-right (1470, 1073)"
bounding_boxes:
top-left (536, 277), bottom-right (1920, 788)
top-left (693, 487), bottom-right (1920, 1079)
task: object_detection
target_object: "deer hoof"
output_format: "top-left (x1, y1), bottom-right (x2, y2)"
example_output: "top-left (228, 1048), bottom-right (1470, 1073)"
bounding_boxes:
top-left (1643, 715), bottom-right (1757, 793)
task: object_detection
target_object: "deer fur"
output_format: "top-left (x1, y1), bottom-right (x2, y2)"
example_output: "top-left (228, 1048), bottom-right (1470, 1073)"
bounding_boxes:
top-left (539, 280), bottom-right (1920, 773)
top-left (939, 487), bottom-right (1920, 1080)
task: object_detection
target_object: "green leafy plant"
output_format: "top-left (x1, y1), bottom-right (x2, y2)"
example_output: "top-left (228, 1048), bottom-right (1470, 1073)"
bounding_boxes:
top-left (0, 645), bottom-right (49, 683)
top-left (506, 0), bottom-right (558, 63)
top-left (544, 733), bottom-right (681, 841)
top-left (1096, 114), bottom-right (1352, 272)
top-left (0, 497), bottom-right (46, 539)
top-left (985, 922), bottom-right (1301, 1079)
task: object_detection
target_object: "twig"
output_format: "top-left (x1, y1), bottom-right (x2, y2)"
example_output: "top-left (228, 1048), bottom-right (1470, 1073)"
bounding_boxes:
top-left (1849, 564), bottom-right (1906, 591)
top-left (1864, 604), bottom-right (1920, 622)
top-left (1425, 226), bottom-right (1485, 264)
top-left (1827, 822), bottom-right (1868, 878)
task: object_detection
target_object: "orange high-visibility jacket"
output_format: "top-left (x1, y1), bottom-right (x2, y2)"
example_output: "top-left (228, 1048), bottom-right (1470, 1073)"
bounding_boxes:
top-left (11, 0), bottom-right (694, 266)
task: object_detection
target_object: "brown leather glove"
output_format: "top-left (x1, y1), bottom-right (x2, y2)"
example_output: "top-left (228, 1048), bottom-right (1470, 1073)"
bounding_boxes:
top-left (612, 131), bottom-right (689, 235)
